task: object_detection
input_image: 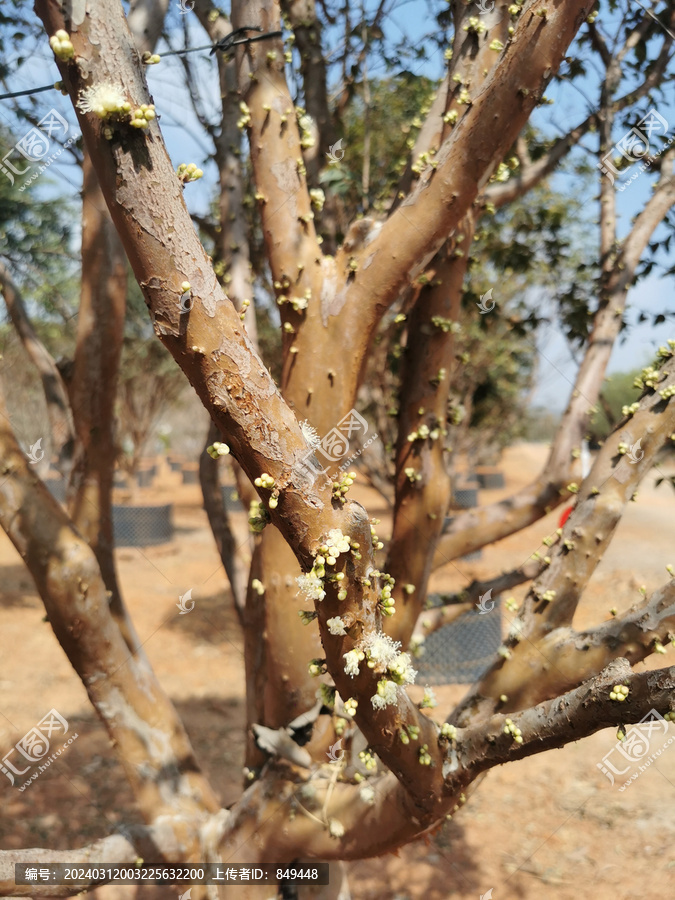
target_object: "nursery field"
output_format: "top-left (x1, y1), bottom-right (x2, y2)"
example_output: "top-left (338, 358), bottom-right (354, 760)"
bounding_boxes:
top-left (1, 442), bottom-right (674, 900)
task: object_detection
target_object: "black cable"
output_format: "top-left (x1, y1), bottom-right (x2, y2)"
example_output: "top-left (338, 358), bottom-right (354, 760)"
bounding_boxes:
top-left (0, 28), bottom-right (284, 101)
top-left (0, 83), bottom-right (56, 100)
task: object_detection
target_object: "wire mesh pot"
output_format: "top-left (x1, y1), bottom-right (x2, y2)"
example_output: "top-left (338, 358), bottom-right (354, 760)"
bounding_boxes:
top-left (220, 485), bottom-right (243, 513)
top-left (452, 486), bottom-right (479, 509)
top-left (44, 476), bottom-right (66, 504)
top-left (136, 469), bottom-right (155, 488)
top-left (414, 593), bottom-right (502, 685)
top-left (112, 504), bottom-right (173, 547)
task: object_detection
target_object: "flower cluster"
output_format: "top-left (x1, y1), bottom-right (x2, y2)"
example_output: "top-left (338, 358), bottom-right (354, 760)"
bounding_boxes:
top-left (49, 30), bottom-right (74, 61)
top-left (297, 573), bottom-right (326, 602)
top-left (358, 749), bottom-right (377, 771)
top-left (610, 684), bottom-right (629, 701)
top-left (440, 722), bottom-right (457, 741)
top-left (372, 678), bottom-right (398, 709)
top-left (332, 471), bottom-right (356, 503)
top-left (308, 658), bottom-right (327, 677)
top-left (327, 616), bottom-right (347, 635)
top-left (237, 101), bottom-right (251, 130)
top-left (418, 744), bottom-right (432, 765)
top-left (343, 648), bottom-right (365, 676)
top-left (248, 499), bottom-right (270, 534)
top-left (130, 104), bottom-right (156, 129)
top-left (177, 162), bottom-right (204, 184)
top-left (399, 723), bottom-right (420, 744)
top-left (634, 364), bottom-right (661, 391)
top-left (463, 16), bottom-right (487, 33)
top-left (503, 718), bottom-right (523, 743)
top-left (206, 441), bottom-right (230, 459)
top-left (419, 687), bottom-right (437, 709)
top-left (309, 188), bottom-right (325, 211)
top-left (77, 84), bottom-right (130, 119)
top-left (344, 697), bottom-right (358, 717)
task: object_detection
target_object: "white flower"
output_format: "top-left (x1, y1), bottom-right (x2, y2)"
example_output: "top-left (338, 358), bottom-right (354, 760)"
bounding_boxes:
top-left (327, 528), bottom-right (351, 555)
top-left (363, 632), bottom-right (401, 669)
top-left (327, 616), bottom-right (347, 636)
top-left (359, 784), bottom-right (376, 805)
top-left (421, 686), bottom-right (437, 708)
top-left (328, 818), bottom-right (345, 838)
top-left (77, 84), bottom-right (128, 119)
top-left (296, 573), bottom-right (325, 601)
top-left (371, 679), bottom-right (398, 709)
top-left (300, 420), bottom-right (321, 448)
top-left (344, 649), bottom-right (364, 677)
top-left (389, 651), bottom-right (416, 686)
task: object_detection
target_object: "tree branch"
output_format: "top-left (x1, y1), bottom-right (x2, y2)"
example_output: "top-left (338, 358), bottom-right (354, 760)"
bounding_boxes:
top-left (0, 398), bottom-right (220, 828)
top-left (0, 261), bottom-right (75, 472)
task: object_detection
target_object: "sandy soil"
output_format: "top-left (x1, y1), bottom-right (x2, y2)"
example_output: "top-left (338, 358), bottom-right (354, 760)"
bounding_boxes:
top-left (1, 443), bottom-right (674, 900)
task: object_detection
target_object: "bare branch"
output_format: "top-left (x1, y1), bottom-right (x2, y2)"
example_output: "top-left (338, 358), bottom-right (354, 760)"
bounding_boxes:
top-left (484, 113), bottom-right (594, 208)
top-left (200, 419), bottom-right (247, 621)
top-left (412, 559), bottom-right (543, 642)
top-left (335, 0), bottom-right (594, 344)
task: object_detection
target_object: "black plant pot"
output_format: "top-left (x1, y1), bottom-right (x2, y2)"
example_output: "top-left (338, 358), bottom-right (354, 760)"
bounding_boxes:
top-left (476, 468), bottom-right (505, 489)
top-left (112, 504), bottom-right (173, 547)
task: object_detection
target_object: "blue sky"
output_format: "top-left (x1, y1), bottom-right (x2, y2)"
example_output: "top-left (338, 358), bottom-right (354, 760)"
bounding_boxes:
top-left (0, 1), bottom-right (673, 412)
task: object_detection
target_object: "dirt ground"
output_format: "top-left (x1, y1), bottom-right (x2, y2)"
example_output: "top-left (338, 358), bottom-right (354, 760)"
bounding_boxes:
top-left (1, 442), bottom-right (675, 900)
